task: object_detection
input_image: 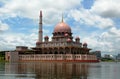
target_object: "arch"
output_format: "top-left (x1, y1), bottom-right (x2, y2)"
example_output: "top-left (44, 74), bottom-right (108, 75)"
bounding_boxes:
top-left (59, 51), bottom-right (64, 54)
top-left (55, 51), bottom-right (58, 54)
top-left (62, 32), bottom-right (64, 36)
top-left (54, 48), bottom-right (58, 54)
top-left (59, 47), bottom-right (64, 54)
top-left (71, 48), bottom-right (74, 54)
top-left (49, 48), bottom-right (53, 54)
top-left (58, 32), bottom-right (61, 35)
top-left (77, 48), bottom-right (80, 54)
top-left (53, 32), bottom-right (57, 36)
top-left (43, 48), bottom-right (48, 54)
top-left (74, 52), bottom-right (77, 54)
top-left (49, 51), bottom-right (53, 54)
top-left (65, 47), bottom-right (70, 54)
top-left (8, 56), bottom-right (10, 61)
top-left (44, 52), bottom-right (47, 54)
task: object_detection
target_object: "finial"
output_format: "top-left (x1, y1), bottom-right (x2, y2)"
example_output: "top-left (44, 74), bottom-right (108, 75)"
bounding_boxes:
top-left (40, 10), bottom-right (42, 17)
top-left (62, 13), bottom-right (63, 22)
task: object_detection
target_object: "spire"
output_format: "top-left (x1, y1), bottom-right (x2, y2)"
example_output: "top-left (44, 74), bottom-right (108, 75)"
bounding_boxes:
top-left (62, 13), bottom-right (63, 22)
top-left (39, 10), bottom-right (42, 24)
top-left (40, 10), bottom-right (42, 17)
top-left (38, 10), bottom-right (43, 43)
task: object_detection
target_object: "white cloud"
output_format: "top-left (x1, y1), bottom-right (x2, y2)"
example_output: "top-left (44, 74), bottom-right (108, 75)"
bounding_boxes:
top-left (91, 0), bottom-right (120, 18)
top-left (82, 27), bottom-right (120, 54)
top-left (0, 21), bottom-right (9, 31)
top-left (0, 33), bottom-right (37, 51)
top-left (0, 0), bottom-right (82, 24)
top-left (109, 27), bottom-right (120, 37)
top-left (68, 8), bottom-right (114, 29)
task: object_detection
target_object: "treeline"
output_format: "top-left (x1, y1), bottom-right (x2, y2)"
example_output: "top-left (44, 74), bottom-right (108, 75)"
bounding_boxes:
top-left (101, 58), bottom-right (115, 62)
top-left (0, 51), bottom-right (5, 57)
top-left (0, 51), bottom-right (5, 61)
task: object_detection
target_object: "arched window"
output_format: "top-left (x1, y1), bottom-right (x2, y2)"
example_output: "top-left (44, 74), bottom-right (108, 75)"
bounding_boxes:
top-left (60, 51), bottom-right (63, 54)
top-left (55, 51), bottom-right (58, 54)
top-left (49, 52), bottom-right (52, 54)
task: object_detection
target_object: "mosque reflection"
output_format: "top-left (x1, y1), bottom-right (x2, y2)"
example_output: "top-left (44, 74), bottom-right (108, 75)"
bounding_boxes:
top-left (5, 62), bottom-right (89, 79)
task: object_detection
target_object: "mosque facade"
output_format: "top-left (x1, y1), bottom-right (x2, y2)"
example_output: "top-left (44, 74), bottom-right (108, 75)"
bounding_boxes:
top-left (5, 11), bottom-right (98, 62)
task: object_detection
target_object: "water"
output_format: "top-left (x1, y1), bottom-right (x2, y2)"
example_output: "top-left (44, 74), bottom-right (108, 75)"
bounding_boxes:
top-left (0, 62), bottom-right (120, 79)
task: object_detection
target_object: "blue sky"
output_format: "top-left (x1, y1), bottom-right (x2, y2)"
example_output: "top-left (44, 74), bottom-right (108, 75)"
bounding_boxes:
top-left (0, 0), bottom-right (120, 55)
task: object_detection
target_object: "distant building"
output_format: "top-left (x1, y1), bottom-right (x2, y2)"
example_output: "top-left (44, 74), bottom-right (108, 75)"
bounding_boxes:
top-left (117, 54), bottom-right (120, 60)
top-left (5, 11), bottom-right (98, 62)
top-left (90, 51), bottom-right (101, 60)
top-left (104, 54), bottom-right (110, 58)
top-left (16, 46), bottom-right (28, 51)
top-left (104, 54), bottom-right (114, 59)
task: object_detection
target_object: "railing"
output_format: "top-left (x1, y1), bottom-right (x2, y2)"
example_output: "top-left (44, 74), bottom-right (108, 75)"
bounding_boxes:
top-left (41, 42), bottom-right (82, 48)
top-left (19, 54), bottom-right (97, 61)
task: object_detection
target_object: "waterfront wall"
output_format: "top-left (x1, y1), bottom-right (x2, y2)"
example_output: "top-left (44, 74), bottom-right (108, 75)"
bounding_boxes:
top-left (18, 54), bottom-right (97, 62)
top-left (5, 51), bottom-right (98, 62)
top-left (5, 52), bottom-right (19, 62)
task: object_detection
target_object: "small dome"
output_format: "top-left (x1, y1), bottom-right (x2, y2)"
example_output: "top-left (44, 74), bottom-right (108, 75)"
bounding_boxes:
top-left (36, 41), bottom-right (41, 45)
top-left (44, 36), bottom-right (49, 39)
top-left (83, 42), bottom-right (87, 46)
top-left (64, 33), bottom-right (68, 37)
top-left (67, 38), bottom-right (71, 42)
top-left (54, 22), bottom-right (71, 33)
top-left (75, 37), bottom-right (80, 40)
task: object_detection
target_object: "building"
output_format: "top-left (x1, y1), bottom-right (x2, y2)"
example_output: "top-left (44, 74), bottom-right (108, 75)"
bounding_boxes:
top-left (90, 51), bottom-right (101, 60)
top-left (5, 11), bottom-right (98, 62)
top-left (116, 54), bottom-right (120, 60)
top-left (104, 54), bottom-right (113, 59)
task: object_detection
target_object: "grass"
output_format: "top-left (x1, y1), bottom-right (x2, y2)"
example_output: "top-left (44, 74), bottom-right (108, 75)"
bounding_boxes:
top-left (0, 57), bottom-right (5, 62)
top-left (101, 58), bottom-right (115, 62)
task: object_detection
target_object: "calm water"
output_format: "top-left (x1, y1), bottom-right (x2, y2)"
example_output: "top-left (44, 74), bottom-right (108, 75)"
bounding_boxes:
top-left (0, 62), bottom-right (120, 79)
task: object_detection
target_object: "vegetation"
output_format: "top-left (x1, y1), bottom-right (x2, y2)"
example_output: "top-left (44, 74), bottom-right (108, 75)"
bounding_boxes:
top-left (0, 51), bottom-right (5, 61)
top-left (101, 58), bottom-right (115, 62)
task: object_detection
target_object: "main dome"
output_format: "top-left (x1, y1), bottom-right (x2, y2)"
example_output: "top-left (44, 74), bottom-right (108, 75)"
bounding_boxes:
top-left (54, 22), bottom-right (71, 33)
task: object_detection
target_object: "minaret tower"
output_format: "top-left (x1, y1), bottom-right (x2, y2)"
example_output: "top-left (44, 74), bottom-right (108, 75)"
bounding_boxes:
top-left (62, 13), bottom-right (63, 22)
top-left (38, 10), bottom-right (43, 42)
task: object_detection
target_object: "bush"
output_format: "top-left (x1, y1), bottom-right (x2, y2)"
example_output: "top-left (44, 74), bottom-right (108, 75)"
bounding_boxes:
top-left (101, 58), bottom-right (114, 61)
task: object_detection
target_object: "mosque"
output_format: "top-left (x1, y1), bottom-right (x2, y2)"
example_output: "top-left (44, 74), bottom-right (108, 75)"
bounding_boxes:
top-left (5, 11), bottom-right (98, 62)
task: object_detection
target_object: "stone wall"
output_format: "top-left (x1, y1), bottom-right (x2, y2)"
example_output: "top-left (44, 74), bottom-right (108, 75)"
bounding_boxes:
top-left (5, 52), bottom-right (19, 62)
top-left (19, 54), bottom-right (97, 61)
top-left (6, 51), bottom-right (98, 62)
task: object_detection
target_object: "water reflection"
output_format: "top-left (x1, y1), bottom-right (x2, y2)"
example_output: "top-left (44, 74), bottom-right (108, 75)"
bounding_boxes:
top-left (5, 62), bottom-right (89, 79)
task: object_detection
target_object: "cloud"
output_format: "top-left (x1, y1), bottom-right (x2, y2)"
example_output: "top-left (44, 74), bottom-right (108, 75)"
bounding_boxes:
top-left (68, 8), bottom-right (114, 29)
top-left (0, 21), bottom-right (9, 32)
top-left (0, 33), bottom-right (37, 51)
top-left (0, 0), bottom-right (82, 24)
top-left (109, 27), bottom-right (120, 37)
top-left (91, 0), bottom-right (120, 18)
top-left (82, 27), bottom-right (120, 54)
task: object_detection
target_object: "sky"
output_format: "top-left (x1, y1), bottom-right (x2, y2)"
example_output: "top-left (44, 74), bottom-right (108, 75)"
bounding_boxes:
top-left (0, 0), bottom-right (120, 55)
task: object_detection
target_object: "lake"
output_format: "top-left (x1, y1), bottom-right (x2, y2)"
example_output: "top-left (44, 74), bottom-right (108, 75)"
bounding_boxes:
top-left (0, 62), bottom-right (120, 79)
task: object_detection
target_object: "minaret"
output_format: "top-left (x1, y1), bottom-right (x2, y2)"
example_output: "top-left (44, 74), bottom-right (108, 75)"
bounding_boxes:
top-left (38, 10), bottom-right (43, 42)
top-left (62, 13), bottom-right (63, 22)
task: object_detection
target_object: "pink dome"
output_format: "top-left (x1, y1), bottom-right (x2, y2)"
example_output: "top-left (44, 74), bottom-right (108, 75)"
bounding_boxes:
top-left (54, 22), bottom-right (71, 33)
top-left (75, 37), bottom-right (80, 40)
top-left (44, 36), bottom-right (49, 39)
top-left (83, 42), bottom-right (87, 46)
top-left (36, 41), bottom-right (41, 45)
top-left (67, 38), bottom-right (71, 42)
top-left (64, 33), bottom-right (68, 37)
